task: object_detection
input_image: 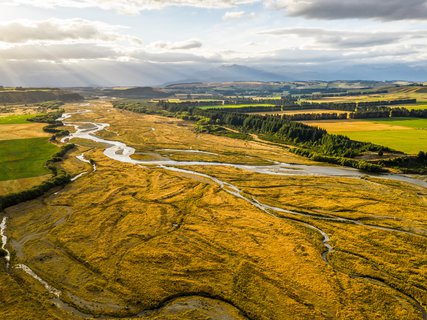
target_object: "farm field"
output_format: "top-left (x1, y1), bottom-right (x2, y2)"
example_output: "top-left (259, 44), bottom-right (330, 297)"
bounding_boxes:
top-left (1, 100), bottom-right (426, 320)
top-left (305, 118), bottom-right (427, 154)
top-left (0, 114), bottom-right (38, 124)
top-left (0, 137), bottom-right (58, 181)
top-left (0, 106), bottom-right (62, 194)
top-left (306, 86), bottom-right (427, 104)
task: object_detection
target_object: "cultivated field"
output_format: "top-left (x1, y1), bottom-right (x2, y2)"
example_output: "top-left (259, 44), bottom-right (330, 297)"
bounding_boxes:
top-left (0, 114), bottom-right (39, 124)
top-left (0, 108), bottom-right (58, 194)
top-left (305, 118), bottom-right (427, 154)
top-left (1, 100), bottom-right (426, 319)
top-left (306, 86), bottom-right (427, 105)
top-left (0, 138), bottom-right (58, 181)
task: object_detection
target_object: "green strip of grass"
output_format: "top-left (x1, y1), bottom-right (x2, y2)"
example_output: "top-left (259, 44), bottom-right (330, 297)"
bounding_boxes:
top-left (0, 138), bottom-right (59, 181)
top-left (0, 114), bottom-right (39, 124)
top-left (198, 104), bottom-right (276, 110)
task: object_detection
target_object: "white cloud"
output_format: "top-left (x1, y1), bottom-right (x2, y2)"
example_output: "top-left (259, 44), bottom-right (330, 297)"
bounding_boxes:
top-left (223, 11), bottom-right (255, 20)
top-left (259, 28), bottom-right (427, 48)
top-left (0, 43), bottom-right (119, 61)
top-left (8, 0), bottom-right (257, 14)
top-left (151, 39), bottom-right (202, 50)
top-left (0, 19), bottom-right (141, 44)
top-left (265, 0), bottom-right (427, 21)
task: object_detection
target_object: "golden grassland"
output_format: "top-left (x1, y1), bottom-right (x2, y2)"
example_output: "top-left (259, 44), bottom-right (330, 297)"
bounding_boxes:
top-left (1, 101), bottom-right (426, 319)
top-left (0, 123), bottom-right (50, 140)
top-left (0, 175), bottom-right (51, 196)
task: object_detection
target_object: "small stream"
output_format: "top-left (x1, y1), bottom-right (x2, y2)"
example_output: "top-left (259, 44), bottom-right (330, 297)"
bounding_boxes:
top-left (1, 217), bottom-right (11, 267)
top-left (15, 264), bottom-right (61, 297)
top-left (71, 153), bottom-right (97, 181)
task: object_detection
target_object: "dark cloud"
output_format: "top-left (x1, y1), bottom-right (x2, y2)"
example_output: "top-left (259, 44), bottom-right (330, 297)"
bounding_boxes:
top-left (267, 0), bottom-right (427, 20)
top-left (259, 28), bottom-right (426, 48)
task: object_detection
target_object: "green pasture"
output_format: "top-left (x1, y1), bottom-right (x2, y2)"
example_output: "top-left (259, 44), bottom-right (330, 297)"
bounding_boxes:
top-left (0, 138), bottom-right (59, 181)
top-left (0, 114), bottom-right (38, 124)
top-left (337, 118), bottom-right (427, 154)
top-left (198, 104), bottom-right (276, 110)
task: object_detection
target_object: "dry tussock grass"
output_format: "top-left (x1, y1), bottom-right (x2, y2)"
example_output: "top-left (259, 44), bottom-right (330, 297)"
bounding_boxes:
top-left (2, 101), bottom-right (425, 319)
top-left (0, 123), bottom-right (50, 140)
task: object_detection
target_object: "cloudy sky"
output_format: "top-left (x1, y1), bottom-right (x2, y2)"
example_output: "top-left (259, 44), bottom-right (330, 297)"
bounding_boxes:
top-left (0, 0), bottom-right (426, 86)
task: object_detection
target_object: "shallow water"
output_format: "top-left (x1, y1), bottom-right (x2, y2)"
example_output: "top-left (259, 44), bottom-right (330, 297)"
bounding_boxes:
top-left (1, 217), bottom-right (11, 266)
top-left (15, 264), bottom-right (61, 297)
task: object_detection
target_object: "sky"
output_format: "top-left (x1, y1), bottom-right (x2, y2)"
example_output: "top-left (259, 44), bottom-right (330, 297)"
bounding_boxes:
top-left (0, 0), bottom-right (426, 86)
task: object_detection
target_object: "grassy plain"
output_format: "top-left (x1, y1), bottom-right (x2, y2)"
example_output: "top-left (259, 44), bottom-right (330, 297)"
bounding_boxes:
top-left (1, 101), bottom-right (426, 319)
top-left (0, 138), bottom-right (58, 181)
top-left (305, 118), bottom-right (427, 154)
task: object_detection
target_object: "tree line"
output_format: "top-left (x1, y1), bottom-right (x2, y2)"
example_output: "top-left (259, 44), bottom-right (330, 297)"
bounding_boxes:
top-left (28, 110), bottom-right (70, 139)
top-left (300, 99), bottom-right (417, 112)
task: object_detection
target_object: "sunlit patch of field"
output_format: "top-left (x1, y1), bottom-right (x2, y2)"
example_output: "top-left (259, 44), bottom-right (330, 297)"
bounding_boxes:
top-left (0, 123), bottom-right (50, 140)
top-left (2, 101), bottom-right (426, 320)
top-left (303, 119), bottom-right (411, 132)
top-left (305, 118), bottom-right (427, 154)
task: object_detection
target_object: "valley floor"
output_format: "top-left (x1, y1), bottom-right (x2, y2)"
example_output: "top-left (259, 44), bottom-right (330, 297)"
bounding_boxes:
top-left (1, 100), bottom-right (426, 319)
